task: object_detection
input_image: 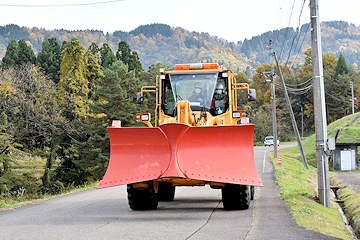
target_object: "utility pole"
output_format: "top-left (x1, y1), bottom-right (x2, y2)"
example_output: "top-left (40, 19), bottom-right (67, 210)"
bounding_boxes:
top-left (351, 80), bottom-right (354, 114)
top-left (269, 40), bottom-right (278, 158)
top-left (273, 52), bottom-right (309, 170)
top-left (301, 105), bottom-right (304, 138)
top-left (310, 0), bottom-right (330, 207)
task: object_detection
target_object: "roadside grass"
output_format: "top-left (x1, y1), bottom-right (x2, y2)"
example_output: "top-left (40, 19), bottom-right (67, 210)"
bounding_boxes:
top-left (1, 150), bottom-right (98, 211)
top-left (271, 112), bottom-right (360, 239)
top-left (272, 151), bottom-right (352, 239)
top-left (333, 179), bottom-right (360, 237)
top-left (0, 181), bottom-right (98, 210)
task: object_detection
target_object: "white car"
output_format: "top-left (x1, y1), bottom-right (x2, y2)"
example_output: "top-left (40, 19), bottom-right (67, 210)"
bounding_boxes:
top-left (264, 136), bottom-right (280, 146)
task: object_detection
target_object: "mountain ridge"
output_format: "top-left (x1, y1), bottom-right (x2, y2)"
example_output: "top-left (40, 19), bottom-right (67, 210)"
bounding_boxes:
top-left (1, 21), bottom-right (359, 72)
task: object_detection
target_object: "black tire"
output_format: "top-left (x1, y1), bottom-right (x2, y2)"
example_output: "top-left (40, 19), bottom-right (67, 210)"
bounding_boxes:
top-left (157, 182), bottom-right (175, 201)
top-left (250, 186), bottom-right (255, 200)
top-left (127, 181), bottom-right (158, 210)
top-left (222, 184), bottom-right (250, 210)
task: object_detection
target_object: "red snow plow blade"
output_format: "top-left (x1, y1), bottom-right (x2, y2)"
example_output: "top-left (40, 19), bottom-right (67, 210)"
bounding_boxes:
top-left (98, 123), bottom-right (262, 188)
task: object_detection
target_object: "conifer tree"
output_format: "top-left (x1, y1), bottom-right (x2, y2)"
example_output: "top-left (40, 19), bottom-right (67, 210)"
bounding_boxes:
top-left (36, 38), bottom-right (62, 83)
top-left (2, 38), bottom-right (19, 67)
top-left (17, 39), bottom-right (36, 65)
top-left (116, 41), bottom-right (143, 76)
top-left (99, 43), bottom-right (116, 68)
top-left (88, 42), bottom-right (99, 56)
top-left (74, 60), bottom-right (141, 176)
top-left (335, 52), bottom-right (349, 78)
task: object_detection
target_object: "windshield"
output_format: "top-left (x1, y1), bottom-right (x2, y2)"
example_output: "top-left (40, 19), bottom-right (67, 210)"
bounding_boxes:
top-left (169, 72), bottom-right (218, 110)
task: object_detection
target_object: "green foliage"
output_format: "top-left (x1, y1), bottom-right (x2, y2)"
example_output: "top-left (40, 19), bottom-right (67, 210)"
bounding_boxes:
top-left (335, 52), bottom-right (349, 78)
top-left (88, 42), bottom-right (99, 56)
top-left (96, 59), bottom-right (142, 126)
top-left (129, 23), bottom-right (173, 38)
top-left (17, 39), bottom-right (36, 65)
top-left (116, 41), bottom-right (143, 76)
top-left (0, 24), bottom-right (29, 40)
top-left (138, 61), bottom-right (171, 125)
top-left (2, 38), bottom-right (36, 67)
top-left (1, 38), bottom-right (19, 67)
top-left (36, 37), bottom-right (62, 84)
top-left (113, 30), bottom-right (128, 40)
top-left (276, 114), bottom-right (360, 239)
top-left (99, 43), bottom-right (116, 68)
top-left (185, 36), bottom-right (205, 48)
top-left (2, 21), bottom-right (360, 73)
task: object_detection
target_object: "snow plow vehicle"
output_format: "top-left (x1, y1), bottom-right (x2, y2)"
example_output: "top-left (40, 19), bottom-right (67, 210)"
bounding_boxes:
top-left (98, 63), bottom-right (262, 210)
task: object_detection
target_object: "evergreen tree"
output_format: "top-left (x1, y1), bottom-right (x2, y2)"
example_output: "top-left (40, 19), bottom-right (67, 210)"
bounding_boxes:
top-left (36, 38), bottom-right (62, 83)
top-left (17, 39), bottom-right (36, 65)
top-left (335, 52), bottom-right (348, 78)
top-left (2, 38), bottom-right (18, 67)
top-left (99, 43), bottom-right (116, 68)
top-left (88, 42), bottom-right (99, 56)
top-left (116, 41), bottom-right (143, 76)
top-left (73, 60), bottom-right (142, 177)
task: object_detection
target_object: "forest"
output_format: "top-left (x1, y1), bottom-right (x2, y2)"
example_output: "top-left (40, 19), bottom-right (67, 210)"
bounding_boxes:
top-left (2, 21), bottom-right (360, 75)
top-left (0, 24), bottom-right (360, 204)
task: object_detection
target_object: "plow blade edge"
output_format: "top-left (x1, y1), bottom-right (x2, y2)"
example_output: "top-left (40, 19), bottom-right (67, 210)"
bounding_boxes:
top-left (98, 123), bottom-right (262, 188)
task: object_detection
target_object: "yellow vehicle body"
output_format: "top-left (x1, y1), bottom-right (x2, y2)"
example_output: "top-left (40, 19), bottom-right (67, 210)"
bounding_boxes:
top-left (99, 63), bottom-right (262, 210)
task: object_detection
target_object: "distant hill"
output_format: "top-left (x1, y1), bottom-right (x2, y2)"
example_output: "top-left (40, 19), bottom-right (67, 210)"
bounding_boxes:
top-left (0, 21), bottom-right (359, 73)
top-left (241, 21), bottom-right (360, 70)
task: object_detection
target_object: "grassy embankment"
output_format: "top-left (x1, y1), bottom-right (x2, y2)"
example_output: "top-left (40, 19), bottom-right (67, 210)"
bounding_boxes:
top-left (0, 154), bottom-right (98, 210)
top-left (273, 112), bottom-right (360, 239)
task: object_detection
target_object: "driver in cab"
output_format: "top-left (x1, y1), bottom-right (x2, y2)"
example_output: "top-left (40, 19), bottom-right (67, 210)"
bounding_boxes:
top-left (188, 82), bottom-right (205, 103)
top-left (211, 83), bottom-right (227, 115)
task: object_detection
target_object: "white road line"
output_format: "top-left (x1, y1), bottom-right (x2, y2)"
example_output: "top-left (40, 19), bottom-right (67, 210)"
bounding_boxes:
top-left (262, 151), bottom-right (267, 173)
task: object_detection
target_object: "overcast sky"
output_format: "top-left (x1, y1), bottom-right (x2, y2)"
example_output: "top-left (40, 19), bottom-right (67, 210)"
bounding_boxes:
top-left (1, 0), bottom-right (359, 42)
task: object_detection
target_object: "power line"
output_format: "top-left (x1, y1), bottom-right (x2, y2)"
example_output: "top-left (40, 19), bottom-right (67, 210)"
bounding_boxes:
top-left (284, 76), bottom-right (313, 87)
top-left (325, 89), bottom-right (352, 104)
top-left (290, 22), bottom-right (310, 68)
top-left (284, 0), bottom-right (307, 67)
top-left (0, 0), bottom-right (124, 7)
top-left (275, 0), bottom-right (286, 43)
top-left (276, 82), bottom-right (313, 94)
top-left (278, 0), bottom-right (296, 61)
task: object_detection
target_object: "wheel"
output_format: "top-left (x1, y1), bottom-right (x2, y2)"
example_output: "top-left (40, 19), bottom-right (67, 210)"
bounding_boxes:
top-left (157, 182), bottom-right (175, 201)
top-left (250, 186), bottom-right (255, 200)
top-left (222, 184), bottom-right (250, 210)
top-left (127, 181), bottom-right (158, 210)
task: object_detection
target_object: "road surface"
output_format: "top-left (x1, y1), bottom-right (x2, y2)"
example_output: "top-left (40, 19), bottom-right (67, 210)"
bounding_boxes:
top-left (0, 145), bottom-right (337, 239)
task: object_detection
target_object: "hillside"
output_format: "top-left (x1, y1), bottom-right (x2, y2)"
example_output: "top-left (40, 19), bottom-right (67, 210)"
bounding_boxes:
top-left (242, 21), bottom-right (360, 69)
top-left (0, 21), bottom-right (360, 73)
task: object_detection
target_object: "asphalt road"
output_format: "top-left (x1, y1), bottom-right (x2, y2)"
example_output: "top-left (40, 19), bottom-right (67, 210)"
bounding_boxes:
top-left (334, 171), bottom-right (360, 194)
top-left (0, 145), bottom-right (338, 240)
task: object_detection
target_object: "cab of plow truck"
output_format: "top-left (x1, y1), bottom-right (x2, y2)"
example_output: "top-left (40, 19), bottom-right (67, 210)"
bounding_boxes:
top-left (99, 63), bottom-right (262, 211)
top-left (137, 63), bottom-right (256, 127)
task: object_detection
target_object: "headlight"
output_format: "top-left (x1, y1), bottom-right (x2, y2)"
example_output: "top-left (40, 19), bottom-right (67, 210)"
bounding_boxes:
top-left (141, 114), bottom-right (149, 121)
top-left (232, 112), bottom-right (241, 118)
top-left (112, 120), bottom-right (121, 127)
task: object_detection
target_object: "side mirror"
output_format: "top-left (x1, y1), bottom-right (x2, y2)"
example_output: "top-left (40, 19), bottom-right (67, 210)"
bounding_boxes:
top-left (137, 92), bottom-right (143, 104)
top-left (249, 89), bottom-right (256, 101)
